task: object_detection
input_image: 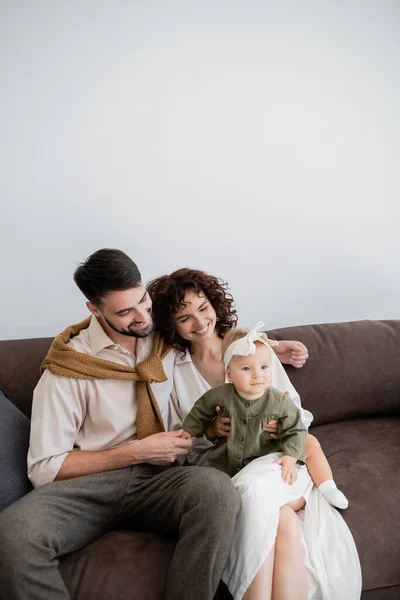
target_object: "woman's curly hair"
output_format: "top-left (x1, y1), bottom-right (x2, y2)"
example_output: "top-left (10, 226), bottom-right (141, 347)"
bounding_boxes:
top-left (147, 268), bottom-right (238, 353)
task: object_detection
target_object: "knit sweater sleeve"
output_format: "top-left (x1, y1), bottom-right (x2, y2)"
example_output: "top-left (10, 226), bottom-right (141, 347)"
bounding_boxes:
top-left (276, 391), bottom-right (307, 464)
top-left (183, 390), bottom-right (219, 438)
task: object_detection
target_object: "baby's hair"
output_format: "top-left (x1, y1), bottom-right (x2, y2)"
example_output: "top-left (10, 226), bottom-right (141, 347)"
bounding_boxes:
top-left (221, 328), bottom-right (248, 356)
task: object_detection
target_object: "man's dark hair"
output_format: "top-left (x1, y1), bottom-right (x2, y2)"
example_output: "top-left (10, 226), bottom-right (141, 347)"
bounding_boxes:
top-left (74, 249), bottom-right (142, 305)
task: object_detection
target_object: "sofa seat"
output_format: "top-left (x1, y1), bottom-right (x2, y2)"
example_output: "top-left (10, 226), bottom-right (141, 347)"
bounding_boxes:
top-left (312, 416), bottom-right (400, 595)
top-left (59, 531), bottom-right (176, 600)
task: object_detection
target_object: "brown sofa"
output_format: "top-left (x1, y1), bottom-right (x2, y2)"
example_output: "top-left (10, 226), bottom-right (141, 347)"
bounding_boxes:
top-left (0, 319), bottom-right (399, 599)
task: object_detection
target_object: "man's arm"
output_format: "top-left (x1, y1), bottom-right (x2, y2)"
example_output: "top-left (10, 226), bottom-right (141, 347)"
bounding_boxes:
top-left (56, 430), bottom-right (192, 480)
top-left (28, 370), bottom-right (192, 486)
top-left (28, 370), bottom-right (86, 486)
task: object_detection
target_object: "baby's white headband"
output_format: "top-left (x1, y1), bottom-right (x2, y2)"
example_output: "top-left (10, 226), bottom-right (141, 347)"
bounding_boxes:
top-left (223, 321), bottom-right (279, 369)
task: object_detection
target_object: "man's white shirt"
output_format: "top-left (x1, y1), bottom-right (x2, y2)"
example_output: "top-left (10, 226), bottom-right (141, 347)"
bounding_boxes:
top-left (28, 316), bottom-right (174, 487)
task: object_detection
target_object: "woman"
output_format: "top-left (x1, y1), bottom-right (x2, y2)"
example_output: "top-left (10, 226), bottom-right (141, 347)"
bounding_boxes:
top-left (147, 269), bottom-right (361, 600)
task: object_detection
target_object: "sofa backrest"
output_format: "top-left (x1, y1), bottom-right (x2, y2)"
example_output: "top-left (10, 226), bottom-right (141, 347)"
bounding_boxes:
top-left (0, 337), bottom-right (52, 418)
top-left (268, 319), bottom-right (400, 427)
top-left (1, 319), bottom-right (399, 425)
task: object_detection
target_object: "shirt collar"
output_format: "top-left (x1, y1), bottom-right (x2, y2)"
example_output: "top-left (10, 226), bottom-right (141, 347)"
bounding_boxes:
top-left (174, 348), bottom-right (193, 365)
top-left (88, 315), bottom-right (154, 359)
top-left (88, 315), bottom-right (117, 356)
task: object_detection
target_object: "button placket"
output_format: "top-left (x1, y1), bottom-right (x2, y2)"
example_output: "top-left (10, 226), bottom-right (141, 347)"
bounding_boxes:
top-left (237, 404), bottom-right (250, 466)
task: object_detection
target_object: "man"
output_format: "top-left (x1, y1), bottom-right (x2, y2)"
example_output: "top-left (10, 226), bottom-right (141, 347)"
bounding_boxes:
top-left (0, 249), bottom-right (240, 600)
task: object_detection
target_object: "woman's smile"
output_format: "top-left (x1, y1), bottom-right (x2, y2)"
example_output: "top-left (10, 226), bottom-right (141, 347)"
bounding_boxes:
top-left (192, 322), bottom-right (211, 335)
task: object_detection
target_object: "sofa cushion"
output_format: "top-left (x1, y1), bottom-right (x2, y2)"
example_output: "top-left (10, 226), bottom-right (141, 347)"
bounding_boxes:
top-left (59, 530), bottom-right (230, 600)
top-left (311, 416), bottom-right (400, 592)
top-left (59, 531), bottom-right (176, 600)
top-left (0, 386), bottom-right (32, 511)
top-left (268, 320), bottom-right (400, 426)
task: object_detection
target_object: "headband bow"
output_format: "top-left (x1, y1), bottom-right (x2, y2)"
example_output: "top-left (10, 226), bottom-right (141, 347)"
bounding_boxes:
top-left (223, 321), bottom-right (279, 369)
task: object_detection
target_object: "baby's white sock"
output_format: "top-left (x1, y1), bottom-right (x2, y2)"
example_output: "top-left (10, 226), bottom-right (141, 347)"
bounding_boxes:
top-left (318, 480), bottom-right (349, 509)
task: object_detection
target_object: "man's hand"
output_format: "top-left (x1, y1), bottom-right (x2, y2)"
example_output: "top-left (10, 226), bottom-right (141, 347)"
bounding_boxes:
top-left (131, 430), bottom-right (193, 466)
top-left (205, 406), bottom-right (231, 440)
top-left (275, 455), bottom-right (298, 485)
top-left (274, 340), bottom-right (309, 368)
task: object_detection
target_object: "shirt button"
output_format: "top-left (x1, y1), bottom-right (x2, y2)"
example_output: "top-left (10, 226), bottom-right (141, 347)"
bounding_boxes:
top-left (245, 402), bottom-right (250, 408)
top-left (235, 453), bottom-right (241, 459)
top-left (239, 436), bottom-right (244, 442)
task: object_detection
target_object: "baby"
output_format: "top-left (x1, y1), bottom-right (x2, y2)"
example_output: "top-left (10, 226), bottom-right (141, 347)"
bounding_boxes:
top-left (183, 324), bottom-right (349, 506)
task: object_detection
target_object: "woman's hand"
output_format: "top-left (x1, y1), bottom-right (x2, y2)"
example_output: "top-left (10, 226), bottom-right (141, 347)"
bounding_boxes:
top-left (180, 430), bottom-right (193, 441)
top-left (205, 406), bottom-right (231, 440)
top-left (274, 340), bottom-right (309, 368)
top-left (275, 455), bottom-right (298, 485)
top-left (264, 391), bottom-right (290, 439)
top-left (264, 419), bottom-right (279, 438)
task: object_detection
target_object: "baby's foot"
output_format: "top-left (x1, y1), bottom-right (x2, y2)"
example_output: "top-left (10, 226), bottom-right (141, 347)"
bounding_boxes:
top-left (318, 480), bottom-right (349, 509)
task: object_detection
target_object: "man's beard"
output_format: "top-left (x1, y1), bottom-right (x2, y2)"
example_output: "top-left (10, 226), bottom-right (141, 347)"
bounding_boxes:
top-left (103, 313), bottom-right (155, 338)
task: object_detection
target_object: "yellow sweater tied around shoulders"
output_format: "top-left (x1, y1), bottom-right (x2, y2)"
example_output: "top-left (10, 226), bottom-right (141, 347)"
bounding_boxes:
top-left (41, 317), bottom-right (171, 439)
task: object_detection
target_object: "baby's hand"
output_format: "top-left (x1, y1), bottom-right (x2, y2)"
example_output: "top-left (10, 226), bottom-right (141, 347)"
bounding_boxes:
top-left (180, 430), bottom-right (193, 441)
top-left (275, 455), bottom-right (298, 485)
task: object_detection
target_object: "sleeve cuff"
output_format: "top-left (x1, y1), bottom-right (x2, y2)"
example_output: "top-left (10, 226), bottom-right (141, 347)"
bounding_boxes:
top-left (28, 452), bottom-right (69, 488)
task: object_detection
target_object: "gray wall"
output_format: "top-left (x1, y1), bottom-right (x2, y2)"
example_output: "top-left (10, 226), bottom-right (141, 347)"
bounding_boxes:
top-left (1, 1), bottom-right (399, 339)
